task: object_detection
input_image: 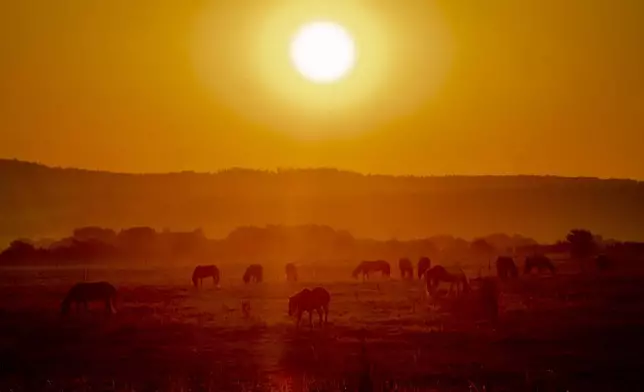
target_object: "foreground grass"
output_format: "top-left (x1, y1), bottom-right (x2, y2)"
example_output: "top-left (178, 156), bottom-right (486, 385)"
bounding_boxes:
top-left (0, 267), bottom-right (643, 391)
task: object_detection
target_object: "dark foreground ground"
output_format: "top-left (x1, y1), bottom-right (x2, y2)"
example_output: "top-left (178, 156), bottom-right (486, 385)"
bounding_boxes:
top-left (0, 265), bottom-right (643, 391)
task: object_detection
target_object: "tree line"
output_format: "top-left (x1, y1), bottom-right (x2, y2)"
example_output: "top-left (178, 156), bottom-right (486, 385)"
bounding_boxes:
top-left (1, 224), bottom-right (641, 267)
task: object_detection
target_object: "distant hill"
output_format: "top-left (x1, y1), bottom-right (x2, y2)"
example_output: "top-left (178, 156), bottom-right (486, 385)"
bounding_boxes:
top-left (1, 159), bottom-right (643, 245)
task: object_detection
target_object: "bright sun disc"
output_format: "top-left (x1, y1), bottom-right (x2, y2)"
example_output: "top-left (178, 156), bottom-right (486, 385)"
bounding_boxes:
top-left (290, 21), bottom-right (356, 84)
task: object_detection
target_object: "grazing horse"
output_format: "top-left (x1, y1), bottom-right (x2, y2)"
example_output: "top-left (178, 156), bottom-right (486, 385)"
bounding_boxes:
top-left (61, 281), bottom-right (117, 316)
top-left (424, 265), bottom-right (471, 298)
top-left (192, 265), bottom-right (220, 288)
top-left (243, 264), bottom-right (264, 283)
top-left (495, 256), bottom-right (518, 280)
top-left (288, 287), bottom-right (330, 328)
top-left (524, 255), bottom-right (556, 275)
top-left (285, 263), bottom-right (298, 282)
top-left (596, 254), bottom-right (612, 271)
top-left (417, 257), bottom-right (431, 280)
top-left (399, 258), bottom-right (414, 280)
top-left (352, 260), bottom-right (391, 280)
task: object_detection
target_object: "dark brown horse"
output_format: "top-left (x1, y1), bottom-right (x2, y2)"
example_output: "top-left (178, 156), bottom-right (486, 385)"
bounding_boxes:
top-left (352, 260), bottom-right (391, 280)
top-left (243, 264), bottom-right (264, 283)
top-left (424, 265), bottom-right (470, 298)
top-left (288, 287), bottom-right (330, 328)
top-left (192, 265), bottom-right (220, 288)
top-left (524, 255), bottom-right (556, 275)
top-left (285, 263), bottom-right (298, 282)
top-left (61, 281), bottom-right (117, 316)
top-left (399, 258), bottom-right (414, 280)
top-left (495, 257), bottom-right (518, 280)
top-left (417, 257), bottom-right (431, 280)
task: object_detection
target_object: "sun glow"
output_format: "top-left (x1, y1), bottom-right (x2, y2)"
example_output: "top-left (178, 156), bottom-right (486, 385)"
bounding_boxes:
top-left (289, 22), bottom-right (356, 84)
top-left (194, 2), bottom-right (450, 139)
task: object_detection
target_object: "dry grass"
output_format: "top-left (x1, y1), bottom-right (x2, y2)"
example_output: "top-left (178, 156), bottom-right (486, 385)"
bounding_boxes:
top-left (0, 265), bottom-right (643, 391)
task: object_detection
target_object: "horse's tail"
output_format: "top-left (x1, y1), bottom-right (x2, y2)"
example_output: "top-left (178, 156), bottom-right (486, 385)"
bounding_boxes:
top-left (109, 290), bottom-right (118, 314)
top-left (459, 269), bottom-right (471, 293)
top-left (462, 276), bottom-right (471, 293)
top-left (379, 261), bottom-right (391, 276)
top-left (523, 258), bottom-right (531, 275)
top-left (424, 279), bottom-right (432, 298)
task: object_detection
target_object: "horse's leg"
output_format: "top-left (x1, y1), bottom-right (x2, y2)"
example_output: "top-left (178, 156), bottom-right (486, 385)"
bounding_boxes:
top-left (309, 310), bottom-right (313, 328)
top-left (324, 305), bottom-right (329, 324)
top-left (296, 311), bottom-right (302, 329)
top-left (317, 308), bottom-right (323, 327)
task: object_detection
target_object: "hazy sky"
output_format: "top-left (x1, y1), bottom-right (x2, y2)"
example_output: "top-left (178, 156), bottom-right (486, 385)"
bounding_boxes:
top-left (1, 0), bottom-right (643, 178)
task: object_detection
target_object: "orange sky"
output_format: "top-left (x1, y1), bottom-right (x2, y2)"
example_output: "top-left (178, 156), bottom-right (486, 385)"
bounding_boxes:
top-left (1, 0), bottom-right (643, 179)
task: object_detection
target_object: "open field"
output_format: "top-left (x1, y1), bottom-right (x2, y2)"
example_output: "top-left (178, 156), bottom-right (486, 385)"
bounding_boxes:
top-left (1, 265), bottom-right (644, 391)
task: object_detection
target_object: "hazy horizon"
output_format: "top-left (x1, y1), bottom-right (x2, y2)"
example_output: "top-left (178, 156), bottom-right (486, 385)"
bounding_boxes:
top-left (2, 157), bottom-right (643, 182)
top-left (3, 158), bottom-right (644, 245)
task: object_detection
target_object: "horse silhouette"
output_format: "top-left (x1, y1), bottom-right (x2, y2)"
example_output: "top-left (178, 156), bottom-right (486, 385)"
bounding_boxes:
top-left (243, 264), bottom-right (264, 283)
top-left (417, 257), bottom-right (431, 280)
top-left (495, 256), bottom-right (518, 280)
top-left (524, 255), bottom-right (556, 275)
top-left (424, 265), bottom-right (470, 298)
top-left (192, 265), bottom-right (220, 288)
top-left (288, 287), bottom-right (330, 328)
top-left (398, 258), bottom-right (413, 280)
top-left (285, 263), bottom-right (298, 282)
top-left (352, 260), bottom-right (391, 280)
top-left (61, 281), bottom-right (117, 316)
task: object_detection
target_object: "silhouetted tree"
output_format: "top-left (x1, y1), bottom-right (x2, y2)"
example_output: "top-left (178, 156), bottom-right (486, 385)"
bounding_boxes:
top-left (73, 226), bottom-right (117, 243)
top-left (0, 240), bottom-right (37, 264)
top-left (470, 238), bottom-right (496, 256)
top-left (117, 227), bottom-right (158, 259)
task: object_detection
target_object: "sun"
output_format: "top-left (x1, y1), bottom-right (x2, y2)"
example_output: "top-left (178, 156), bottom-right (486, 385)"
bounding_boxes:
top-left (289, 21), bottom-right (356, 84)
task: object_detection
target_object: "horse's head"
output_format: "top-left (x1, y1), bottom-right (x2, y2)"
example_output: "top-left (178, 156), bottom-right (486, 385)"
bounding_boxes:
top-left (288, 297), bottom-right (297, 316)
top-left (60, 298), bottom-right (71, 316)
top-left (352, 264), bottom-right (363, 278)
